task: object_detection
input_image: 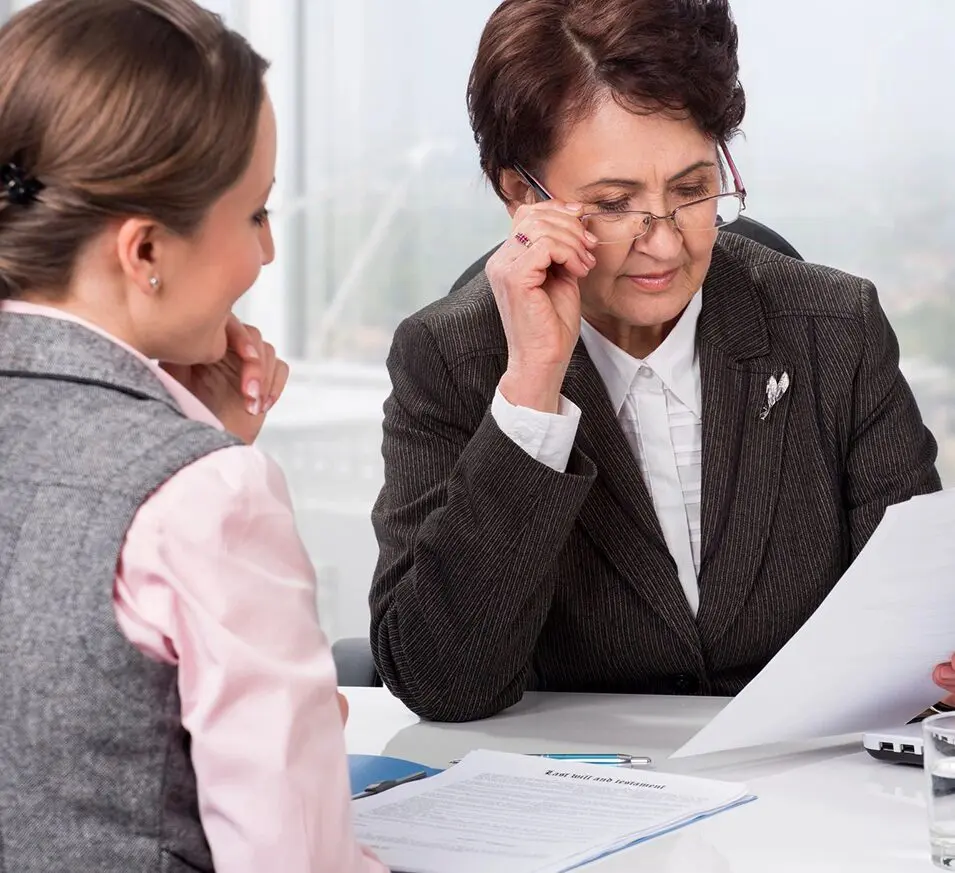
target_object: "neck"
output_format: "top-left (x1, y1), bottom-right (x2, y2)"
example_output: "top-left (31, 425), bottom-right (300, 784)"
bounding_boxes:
top-left (17, 291), bottom-right (151, 358)
top-left (581, 310), bottom-right (679, 359)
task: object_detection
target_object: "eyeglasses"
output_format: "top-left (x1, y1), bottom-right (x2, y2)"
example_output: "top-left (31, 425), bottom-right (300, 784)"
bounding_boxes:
top-left (513, 141), bottom-right (747, 245)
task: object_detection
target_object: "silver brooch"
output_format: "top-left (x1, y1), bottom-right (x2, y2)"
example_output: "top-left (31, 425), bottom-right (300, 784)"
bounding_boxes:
top-left (759, 371), bottom-right (790, 421)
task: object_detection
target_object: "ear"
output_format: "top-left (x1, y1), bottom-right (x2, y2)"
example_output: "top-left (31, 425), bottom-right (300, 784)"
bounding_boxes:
top-left (115, 218), bottom-right (165, 294)
top-left (498, 169), bottom-right (536, 218)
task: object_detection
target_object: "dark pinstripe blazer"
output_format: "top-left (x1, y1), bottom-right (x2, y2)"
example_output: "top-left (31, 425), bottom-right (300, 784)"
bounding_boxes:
top-left (370, 234), bottom-right (941, 722)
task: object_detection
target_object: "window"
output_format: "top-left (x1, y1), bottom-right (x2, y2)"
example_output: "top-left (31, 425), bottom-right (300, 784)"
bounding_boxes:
top-left (229, 0), bottom-right (507, 642)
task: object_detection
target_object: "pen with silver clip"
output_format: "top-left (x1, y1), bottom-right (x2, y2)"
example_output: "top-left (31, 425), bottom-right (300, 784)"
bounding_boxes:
top-left (351, 770), bottom-right (429, 800)
top-left (449, 753), bottom-right (652, 767)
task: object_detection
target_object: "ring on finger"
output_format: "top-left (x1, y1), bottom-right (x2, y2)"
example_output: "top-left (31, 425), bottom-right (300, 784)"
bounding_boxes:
top-left (514, 231), bottom-right (532, 248)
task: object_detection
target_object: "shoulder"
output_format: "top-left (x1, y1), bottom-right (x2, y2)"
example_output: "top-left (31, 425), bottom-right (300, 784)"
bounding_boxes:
top-left (8, 380), bottom-right (241, 498)
top-left (99, 402), bottom-right (243, 497)
top-left (124, 443), bottom-right (315, 634)
top-left (150, 444), bottom-right (289, 507)
top-left (390, 269), bottom-right (507, 372)
top-left (714, 232), bottom-right (875, 324)
top-left (133, 444), bottom-right (297, 541)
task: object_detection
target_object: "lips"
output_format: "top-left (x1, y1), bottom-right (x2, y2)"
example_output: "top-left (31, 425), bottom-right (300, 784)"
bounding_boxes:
top-left (625, 268), bottom-right (679, 292)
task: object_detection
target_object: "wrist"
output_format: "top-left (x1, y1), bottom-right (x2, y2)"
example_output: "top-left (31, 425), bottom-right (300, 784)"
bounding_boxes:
top-left (499, 364), bottom-right (567, 414)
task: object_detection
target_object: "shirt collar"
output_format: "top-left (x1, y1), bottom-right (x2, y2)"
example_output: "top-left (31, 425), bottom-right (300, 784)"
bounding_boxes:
top-left (579, 290), bottom-right (702, 418)
top-left (0, 299), bottom-right (223, 430)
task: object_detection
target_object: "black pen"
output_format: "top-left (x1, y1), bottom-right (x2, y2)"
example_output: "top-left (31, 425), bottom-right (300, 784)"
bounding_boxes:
top-left (351, 770), bottom-right (429, 800)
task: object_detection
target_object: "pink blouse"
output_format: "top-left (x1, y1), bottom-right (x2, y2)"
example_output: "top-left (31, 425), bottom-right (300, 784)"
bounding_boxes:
top-left (1, 301), bottom-right (386, 873)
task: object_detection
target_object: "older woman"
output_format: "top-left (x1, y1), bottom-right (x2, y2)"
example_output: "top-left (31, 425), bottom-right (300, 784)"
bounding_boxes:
top-left (370, 0), bottom-right (944, 722)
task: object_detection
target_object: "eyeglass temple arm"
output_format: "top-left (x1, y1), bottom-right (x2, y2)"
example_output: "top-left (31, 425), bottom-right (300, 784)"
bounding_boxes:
top-left (512, 162), bottom-right (554, 202)
top-left (719, 140), bottom-right (747, 202)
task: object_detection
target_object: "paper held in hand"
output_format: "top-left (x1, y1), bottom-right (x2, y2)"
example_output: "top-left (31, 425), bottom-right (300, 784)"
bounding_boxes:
top-left (352, 749), bottom-right (751, 873)
top-left (671, 489), bottom-right (955, 759)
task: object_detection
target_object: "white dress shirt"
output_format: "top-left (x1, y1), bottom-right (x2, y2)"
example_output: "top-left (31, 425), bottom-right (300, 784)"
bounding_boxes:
top-left (491, 291), bottom-right (703, 614)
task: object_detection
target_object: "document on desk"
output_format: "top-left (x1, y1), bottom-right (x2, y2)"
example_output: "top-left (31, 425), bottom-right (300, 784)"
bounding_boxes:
top-left (672, 489), bottom-right (955, 759)
top-left (352, 749), bottom-right (751, 873)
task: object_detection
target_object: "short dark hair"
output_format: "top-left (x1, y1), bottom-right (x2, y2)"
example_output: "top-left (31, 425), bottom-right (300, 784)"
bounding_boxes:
top-left (467, 0), bottom-right (746, 201)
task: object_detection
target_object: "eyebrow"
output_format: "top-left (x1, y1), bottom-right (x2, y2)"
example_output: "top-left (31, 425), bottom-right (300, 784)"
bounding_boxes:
top-left (258, 178), bottom-right (276, 200)
top-left (577, 161), bottom-right (717, 194)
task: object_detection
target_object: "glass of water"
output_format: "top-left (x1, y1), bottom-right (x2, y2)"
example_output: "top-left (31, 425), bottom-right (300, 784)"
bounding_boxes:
top-left (924, 713), bottom-right (955, 867)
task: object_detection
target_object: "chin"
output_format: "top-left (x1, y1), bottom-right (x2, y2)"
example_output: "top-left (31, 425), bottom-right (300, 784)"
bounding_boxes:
top-left (198, 325), bottom-right (230, 364)
top-left (618, 291), bottom-right (695, 329)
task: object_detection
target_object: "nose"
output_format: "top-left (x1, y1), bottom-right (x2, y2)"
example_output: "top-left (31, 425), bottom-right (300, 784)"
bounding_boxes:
top-left (261, 224), bottom-right (275, 266)
top-left (634, 215), bottom-right (684, 260)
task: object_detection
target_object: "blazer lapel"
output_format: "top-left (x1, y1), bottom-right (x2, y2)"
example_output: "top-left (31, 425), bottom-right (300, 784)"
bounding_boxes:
top-left (563, 344), bottom-right (700, 649)
top-left (696, 243), bottom-right (793, 645)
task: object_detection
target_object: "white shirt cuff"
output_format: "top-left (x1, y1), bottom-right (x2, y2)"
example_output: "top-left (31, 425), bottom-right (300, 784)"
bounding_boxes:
top-left (491, 387), bottom-right (581, 473)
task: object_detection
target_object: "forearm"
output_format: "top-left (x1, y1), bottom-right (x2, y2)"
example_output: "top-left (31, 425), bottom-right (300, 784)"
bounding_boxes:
top-left (846, 281), bottom-right (941, 556)
top-left (371, 412), bottom-right (595, 721)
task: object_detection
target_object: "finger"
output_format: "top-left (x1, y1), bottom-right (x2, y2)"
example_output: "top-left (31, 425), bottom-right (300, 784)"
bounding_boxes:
top-left (259, 341), bottom-right (276, 389)
top-left (490, 247), bottom-right (587, 306)
top-left (337, 692), bottom-right (350, 725)
top-left (224, 315), bottom-right (263, 361)
top-left (257, 341), bottom-right (277, 409)
top-left (514, 203), bottom-right (597, 253)
top-left (492, 225), bottom-right (596, 284)
top-left (513, 199), bottom-right (585, 227)
top-left (509, 213), bottom-right (596, 259)
top-left (514, 208), bottom-right (596, 252)
top-left (263, 359), bottom-right (289, 414)
top-left (935, 663), bottom-right (955, 689)
top-left (224, 317), bottom-right (266, 414)
top-left (493, 240), bottom-right (590, 296)
top-left (511, 232), bottom-right (596, 280)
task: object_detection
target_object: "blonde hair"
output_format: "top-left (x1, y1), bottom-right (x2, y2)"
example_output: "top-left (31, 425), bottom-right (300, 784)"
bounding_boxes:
top-left (0, 0), bottom-right (269, 299)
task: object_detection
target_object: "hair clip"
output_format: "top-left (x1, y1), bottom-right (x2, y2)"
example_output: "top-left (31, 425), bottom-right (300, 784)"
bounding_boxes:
top-left (1, 162), bottom-right (44, 206)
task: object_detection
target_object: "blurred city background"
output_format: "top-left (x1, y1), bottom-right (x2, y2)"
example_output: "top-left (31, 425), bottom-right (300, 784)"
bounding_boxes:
top-left (3, 0), bottom-right (953, 641)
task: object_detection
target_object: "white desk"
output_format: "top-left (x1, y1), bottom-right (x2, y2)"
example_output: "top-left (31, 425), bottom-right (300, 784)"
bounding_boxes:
top-left (343, 687), bottom-right (931, 872)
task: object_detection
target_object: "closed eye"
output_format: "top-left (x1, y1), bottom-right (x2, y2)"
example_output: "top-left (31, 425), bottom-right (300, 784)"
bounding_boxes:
top-left (594, 198), bottom-right (632, 213)
top-left (253, 207), bottom-right (270, 227)
top-left (673, 183), bottom-right (712, 201)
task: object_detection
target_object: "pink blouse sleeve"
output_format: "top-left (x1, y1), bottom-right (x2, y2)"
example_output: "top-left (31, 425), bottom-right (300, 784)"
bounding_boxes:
top-left (114, 444), bottom-right (387, 873)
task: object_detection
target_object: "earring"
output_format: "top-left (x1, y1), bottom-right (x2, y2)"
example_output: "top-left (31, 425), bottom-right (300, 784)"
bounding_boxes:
top-left (148, 276), bottom-right (161, 290)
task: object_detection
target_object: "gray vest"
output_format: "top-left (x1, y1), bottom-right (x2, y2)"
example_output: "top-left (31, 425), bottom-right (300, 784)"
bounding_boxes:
top-left (0, 313), bottom-right (241, 873)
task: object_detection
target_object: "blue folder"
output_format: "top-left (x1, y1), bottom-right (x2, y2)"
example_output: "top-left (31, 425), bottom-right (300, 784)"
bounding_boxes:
top-left (348, 754), bottom-right (442, 796)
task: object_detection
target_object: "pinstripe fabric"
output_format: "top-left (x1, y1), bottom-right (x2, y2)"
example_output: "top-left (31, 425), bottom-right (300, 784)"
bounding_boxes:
top-left (370, 234), bottom-right (941, 723)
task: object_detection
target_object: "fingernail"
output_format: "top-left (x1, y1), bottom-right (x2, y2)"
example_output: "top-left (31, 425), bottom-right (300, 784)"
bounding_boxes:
top-left (246, 380), bottom-right (261, 415)
top-left (263, 397), bottom-right (274, 414)
top-left (564, 202), bottom-right (583, 212)
top-left (586, 251), bottom-right (597, 264)
top-left (585, 231), bottom-right (599, 244)
top-left (245, 344), bottom-right (260, 359)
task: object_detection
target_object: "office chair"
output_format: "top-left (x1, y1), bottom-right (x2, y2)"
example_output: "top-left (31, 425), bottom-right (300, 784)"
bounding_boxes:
top-left (332, 215), bottom-right (802, 687)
